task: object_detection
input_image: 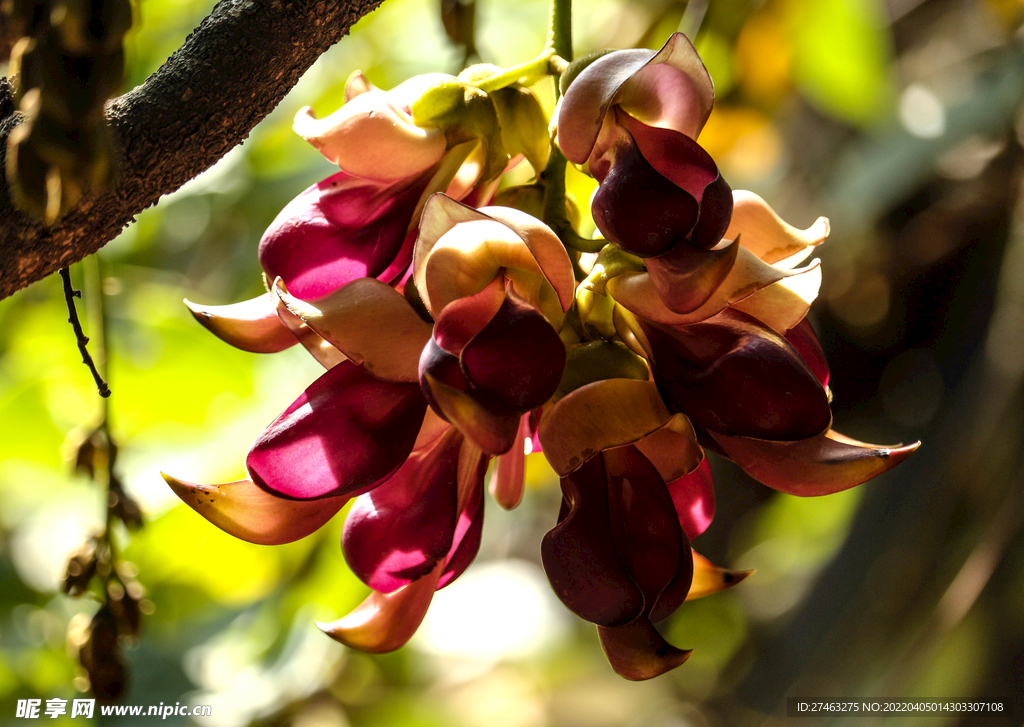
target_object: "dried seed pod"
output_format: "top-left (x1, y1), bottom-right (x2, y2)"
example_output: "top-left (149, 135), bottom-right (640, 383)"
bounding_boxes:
top-left (64, 540), bottom-right (99, 596)
top-left (108, 476), bottom-right (143, 530)
top-left (78, 604), bottom-right (126, 701)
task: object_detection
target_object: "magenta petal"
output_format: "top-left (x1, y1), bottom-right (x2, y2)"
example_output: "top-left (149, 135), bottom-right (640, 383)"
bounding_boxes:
top-left (460, 293), bottom-right (567, 412)
top-left (437, 443), bottom-right (489, 589)
top-left (247, 360), bottom-right (426, 499)
top-left (785, 318), bottom-right (830, 389)
top-left (542, 455), bottom-right (645, 627)
top-left (258, 170), bottom-right (427, 300)
top-left (342, 427), bottom-right (461, 592)
top-left (644, 309), bottom-right (832, 440)
top-left (666, 458), bottom-right (715, 541)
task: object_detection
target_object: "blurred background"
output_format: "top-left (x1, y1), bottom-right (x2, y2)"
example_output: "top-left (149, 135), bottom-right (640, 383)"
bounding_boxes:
top-left (2, 0), bottom-right (1024, 724)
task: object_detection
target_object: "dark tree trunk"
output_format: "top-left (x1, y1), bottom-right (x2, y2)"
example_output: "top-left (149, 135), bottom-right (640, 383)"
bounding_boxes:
top-left (0, 0), bottom-right (384, 301)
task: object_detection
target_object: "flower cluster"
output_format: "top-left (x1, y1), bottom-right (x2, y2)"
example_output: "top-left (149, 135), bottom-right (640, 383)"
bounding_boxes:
top-left (165, 35), bottom-right (917, 680)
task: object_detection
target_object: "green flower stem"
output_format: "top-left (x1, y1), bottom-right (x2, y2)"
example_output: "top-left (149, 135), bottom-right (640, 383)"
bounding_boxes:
top-left (476, 53), bottom-right (554, 93)
top-left (545, 0), bottom-right (573, 64)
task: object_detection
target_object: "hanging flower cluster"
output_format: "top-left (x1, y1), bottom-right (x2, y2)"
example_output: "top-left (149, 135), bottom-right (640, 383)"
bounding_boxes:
top-left (164, 34), bottom-right (917, 680)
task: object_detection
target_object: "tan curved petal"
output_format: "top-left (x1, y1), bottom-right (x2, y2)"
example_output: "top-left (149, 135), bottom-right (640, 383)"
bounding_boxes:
top-left (597, 618), bottom-right (692, 681)
top-left (711, 429), bottom-right (920, 496)
top-left (726, 190), bottom-right (830, 265)
top-left (634, 414), bottom-right (702, 482)
top-left (317, 562), bottom-right (443, 653)
top-left (162, 474), bottom-right (345, 546)
top-left (538, 379), bottom-right (672, 475)
top-left (275, 278), bottom-right (431, 383)
top-left (184, 294), bottom-right (296, 353)
top-left (271, 284), bottom-right (346, 369)
top-left (686, 551), bottom-right (753, 601)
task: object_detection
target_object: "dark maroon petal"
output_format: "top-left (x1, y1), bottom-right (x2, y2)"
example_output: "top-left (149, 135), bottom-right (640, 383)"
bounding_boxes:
top-left (460, 293), bottom-right (567, 412)
top-left (419, 336), bottom-right (470, 416)
top-left (603, 446), bottom-right (685, 612)
top-left (644, 309), bottom-right (832, 440)
top-left (437, 444), bottom-right (489, 589)
top-left (621, 114), bottom-right (729, 251)
top-left (247, 360), bottom-right (426, 499)
top-left (541, 456), bottom-right (645, 627)
top-left (666, 458), bottom-right (715, 541)
top-left (258, 170), bottom-right (428, 300)
top-left (591, 127), bottom-right (699, 258)
top-left (644, 238), bottom-right (738, 315)
top-left (785, 318), bottom-right (830, 389)
top-left (597, 618), bottom-right (692, 680)
top-left (342, 427), bottom-right (462, 592)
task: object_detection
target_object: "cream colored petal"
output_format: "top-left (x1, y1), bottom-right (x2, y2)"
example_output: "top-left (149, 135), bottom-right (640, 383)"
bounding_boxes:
top-left (726, 190), bottom-right (829, 265)
top-left (730, 261), bottom-right (822, 334)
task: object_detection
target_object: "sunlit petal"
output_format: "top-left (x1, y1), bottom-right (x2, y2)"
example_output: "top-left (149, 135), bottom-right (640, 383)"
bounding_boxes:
top-left (184, 294), bottom-right (297, 353)
top-left (162, 474), bottom-right (345, 546)
top-left (247, 361), bottom-right (426, 499)
top-left (686, 551), bottom-right (752, 601)
top-left (726, 190), bottom-right (829, 265)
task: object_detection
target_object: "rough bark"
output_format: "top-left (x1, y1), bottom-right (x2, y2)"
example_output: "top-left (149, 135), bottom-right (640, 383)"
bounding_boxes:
top-left (0, 0), bottom-right (384, 301)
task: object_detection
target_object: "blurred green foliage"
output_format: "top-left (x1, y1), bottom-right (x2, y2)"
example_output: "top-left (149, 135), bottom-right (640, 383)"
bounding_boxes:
top-left (3, 0), bottom-right (1024, 724)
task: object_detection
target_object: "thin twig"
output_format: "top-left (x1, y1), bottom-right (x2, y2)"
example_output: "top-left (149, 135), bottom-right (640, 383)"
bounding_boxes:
top-left (59, 266), bottom-right (111, 398)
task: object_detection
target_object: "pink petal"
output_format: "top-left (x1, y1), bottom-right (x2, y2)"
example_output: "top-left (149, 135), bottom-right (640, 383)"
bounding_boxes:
top-left (247, 361), bottom-right (426, 499)
top-left (665, 457), bottom-right (715, 540)
top-left (184, 294), bottom-right (297, 353)
top-left (711, 429), bottom-right (920, 496)
top-left (258, 171), bottom-right (427, 300)
top-left (437, 440), bottom-right (489, 588)
top-left (597, 618), bottom-right (692, 681)
top-left (162, 474), bottom-right (345, 545)
top-left (488, 414), bottom-right (530, 510)
top-left (785, 318), bottom-right (830, 389)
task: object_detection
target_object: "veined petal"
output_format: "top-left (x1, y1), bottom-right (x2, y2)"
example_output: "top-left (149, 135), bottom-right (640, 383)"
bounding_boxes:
top-left (726, 190), bottom-right (829, 265)
top-left (730, 260), bottom-right (822, 334)
top-left (686, 551), bottom-right (752, 601)
top-left (247, 361), bottom-right (426, 499)
top-left (597, 618), bottom-right (692, 681)
top-left (538, 379), bottom-right (673, 475)
top-left (665, 457), bottom-right (715, 540)
top-left (342, 427), bottom-right (461, 592)
top-left (542, 455), bottom-right (645, 627)
top-left (259, 171), bottom-right (426, 300)
top-left (293, 94), bottom-right (446, 182)
top-left (184, 294), bottom-right (296, 353)
top-left (711, 429), bottom-right (920, 496)
top-left (272, 284), bottom-right (347, 369)
top-left (488, 414), bottom-right (530, 510)
top-left (317, 561), bottom-right (443, 653)
top-left (275, 278), bottom-right (431, 383)
top-left (414, 195), bottom-right (573, 324)
top-left (162, 474), bottom-right (345, 546)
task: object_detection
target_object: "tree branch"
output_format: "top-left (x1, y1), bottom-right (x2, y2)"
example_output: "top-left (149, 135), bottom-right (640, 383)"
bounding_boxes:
top-left (0, 0), bottom-right (385, 301)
